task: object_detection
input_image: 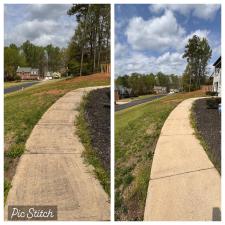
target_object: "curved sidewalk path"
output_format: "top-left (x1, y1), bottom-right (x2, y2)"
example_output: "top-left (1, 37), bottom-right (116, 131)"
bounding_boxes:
top-left (144, 98), bottom-right (221, 221)
top-left (5, 86), bottom-right (110, 221)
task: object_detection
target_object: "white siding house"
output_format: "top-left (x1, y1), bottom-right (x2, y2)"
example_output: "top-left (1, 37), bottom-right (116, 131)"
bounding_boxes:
top-left (212, 56), bottom-right (221, 96)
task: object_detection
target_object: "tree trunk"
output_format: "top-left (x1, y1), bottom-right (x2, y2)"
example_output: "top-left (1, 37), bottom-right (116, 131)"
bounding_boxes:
top-left (80, 5), bottom-right (90, 76)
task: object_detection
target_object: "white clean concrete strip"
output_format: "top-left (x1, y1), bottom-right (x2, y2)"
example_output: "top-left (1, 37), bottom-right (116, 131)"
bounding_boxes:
top-left (5, 86), bottom-right (110, 221)
top-left (144, 98), bottom-right (221, 221)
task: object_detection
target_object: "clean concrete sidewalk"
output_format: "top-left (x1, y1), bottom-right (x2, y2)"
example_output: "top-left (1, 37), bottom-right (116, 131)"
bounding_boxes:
top-left (144, 98), bottom-right (221, 221)
top-left (5, 86), bottom-right (110, 221)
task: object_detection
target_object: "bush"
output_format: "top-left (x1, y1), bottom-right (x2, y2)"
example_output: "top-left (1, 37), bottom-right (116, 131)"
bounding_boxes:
top-left (81, 63), bottom-right (93, 75)
top-left (206, 97), bottom-right (221, 109)
top-left (14, 75), bottom-right (21, 81)
top-left (206, 91), bottom-right (218, 96)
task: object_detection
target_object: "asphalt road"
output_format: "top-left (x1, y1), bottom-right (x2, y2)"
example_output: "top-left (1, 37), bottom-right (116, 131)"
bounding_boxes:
top-left (115, 94), bottom-right (166, 111)
top-left (4, 81), bottom-right (40, 94)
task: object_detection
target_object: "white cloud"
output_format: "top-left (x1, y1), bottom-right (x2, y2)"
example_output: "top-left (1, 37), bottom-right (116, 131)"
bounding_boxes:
top-left (4, 4), bottom-right (76, 47)
top-left (149, 4), bottom-right (220, 20)
top-left (125, 10), bottom-right (210, 53)
top-left (115, 5), bottom-right (220, 76)
top-left (27, 4), bottom-right (71, 21)
top-left (115, 51), bottom-right (186, 76)
top-left (125, 10), bottom-right (185, 51)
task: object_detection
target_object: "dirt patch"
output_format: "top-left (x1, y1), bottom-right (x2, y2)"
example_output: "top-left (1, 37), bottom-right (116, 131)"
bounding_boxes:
top-left (146, 124), bottom-right (156, 135)
top-left (63, 73), bottom-right (110, 84)
top-left (84, 88), bottom-right (110, 171)
top-left (4, 133), bottom-right (15, 153)
top-left (192, 98), bottom-right (221, 171)
top-left (4, 157), bottom-right (20, 182)
top-left (33, 89), bottom-right (66, 96)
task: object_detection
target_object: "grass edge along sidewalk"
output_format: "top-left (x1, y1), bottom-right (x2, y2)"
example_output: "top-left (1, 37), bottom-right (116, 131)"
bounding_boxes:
top-left (76, 91), bottom-right (110, 195)
top-left (115, 90), bottom-right (206, 221)
top-left (4, 73), bottom-right (110, 203)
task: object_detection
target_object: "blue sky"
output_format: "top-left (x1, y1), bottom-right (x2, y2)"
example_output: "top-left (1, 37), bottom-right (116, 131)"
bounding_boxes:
top-left (115, 4), bottom-right (221, 76)
top-left (4, 4), bottom-right (76, 47)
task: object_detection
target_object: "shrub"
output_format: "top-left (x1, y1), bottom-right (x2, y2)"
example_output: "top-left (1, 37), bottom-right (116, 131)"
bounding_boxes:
top-left (206, 91), bottom-right (218, 96)
top-left (14, 75), bottom-right (21, 81)
top-left (206, 97), bottom-right (221, 109)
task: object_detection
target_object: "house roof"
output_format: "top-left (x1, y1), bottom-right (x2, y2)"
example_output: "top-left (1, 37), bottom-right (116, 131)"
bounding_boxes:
top-left (213, 56), bottom-right (221, 67)
top-left (17, 67), bottom-right (39, 75)
top-left (17, 67), bottom-right (32, 73)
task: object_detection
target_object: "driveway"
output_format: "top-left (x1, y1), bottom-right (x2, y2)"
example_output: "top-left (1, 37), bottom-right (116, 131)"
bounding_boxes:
top-left (144, 98), bottom-right (221, 221)
top-left (4, 81), bottom-right (40, 94)
top-left (5, 86), bottom-right (110, 221)
top-left (115, 94), bottom-right (166, 111)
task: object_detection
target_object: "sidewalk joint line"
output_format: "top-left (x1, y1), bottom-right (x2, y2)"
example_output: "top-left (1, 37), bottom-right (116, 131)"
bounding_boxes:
top-left (24, 152), bottom-right (81, 155)
top-left (161, 133), bottom-right (194, 136)
top-left (151, 166), bottom-right (215, 180)
top-left (37, 123), bottom-right (74, 126)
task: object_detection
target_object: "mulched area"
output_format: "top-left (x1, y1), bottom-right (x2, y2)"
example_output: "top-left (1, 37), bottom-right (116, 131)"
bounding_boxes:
top-left (84, 88), bottom-right (110, 171)
top-left (192, 98), bottom-right (221, 171)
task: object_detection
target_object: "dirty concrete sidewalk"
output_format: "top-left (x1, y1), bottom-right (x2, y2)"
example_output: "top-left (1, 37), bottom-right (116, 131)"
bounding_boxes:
top-left (5, 86), bottom-right (110, 221)
top-left (144, 98), bottom-right (221, 221)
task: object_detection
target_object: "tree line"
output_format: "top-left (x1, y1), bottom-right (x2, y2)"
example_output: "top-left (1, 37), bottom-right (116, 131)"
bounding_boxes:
top-left (116, 72), bottom-right (181, 96)
top-left (116, 35), bottom-right (213, 94)
top-left (4, 42), bottom-right (65, 81)
top-left (4, 4), bottom-right (110, 81)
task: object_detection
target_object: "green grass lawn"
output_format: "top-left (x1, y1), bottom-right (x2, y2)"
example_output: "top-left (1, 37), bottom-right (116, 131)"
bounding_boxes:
top-left (115, 90), bottom-right (206, 221)
top-left (4, 74), bottom-right (110, 202)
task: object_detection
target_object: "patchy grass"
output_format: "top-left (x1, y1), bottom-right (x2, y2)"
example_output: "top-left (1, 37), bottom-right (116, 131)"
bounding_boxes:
top-left (191, 99), bottom-right (221, 173)
top-left (115, 90), bottom-right (206, 221)
top-left (76, 94), bottom-right (110, 195)
top-left (4, 73), bottom-right (110, 202)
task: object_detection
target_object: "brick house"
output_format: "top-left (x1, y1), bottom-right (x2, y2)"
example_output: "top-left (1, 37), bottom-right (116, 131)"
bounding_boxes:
top-left (153, 86), bottom-right (167, 94)
top-left (16, 67), bottom-right (40, 80)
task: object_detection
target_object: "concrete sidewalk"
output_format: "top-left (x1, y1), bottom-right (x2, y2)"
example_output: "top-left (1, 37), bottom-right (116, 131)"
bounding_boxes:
top-left (5, 86), bottom-right (110, 221)
top-left (144, 98), bottom-right (221, 221)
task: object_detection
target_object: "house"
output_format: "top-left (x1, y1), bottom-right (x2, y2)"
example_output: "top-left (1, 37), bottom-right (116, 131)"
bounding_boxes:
top-left (115, 85), bottom-right (132, 99)
top-left (52, 72), bottom-right (61, 79)
top-left (212, 56), bottom-right (221, 96)
top-left (44, 72), bottom-right (53, 80)
top-left (169, 88), bottom-right (179, 93)
top-left (16, 67), bottom-right (40, 80)
top-left (153, 86), bottom-right (167, 94)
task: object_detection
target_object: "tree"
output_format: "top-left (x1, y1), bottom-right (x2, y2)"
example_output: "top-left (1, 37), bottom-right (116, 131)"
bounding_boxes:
top-left (4, 46), bottom-right (27, 81)
top-left (5, 41), bottom-right (67, 80)
top-left (183, 35), bottom-right (212, 90)
top-left (45, 44), bottom-right (62, 72)
top-left (67, 4), bottom-right (110, 76)
top-left (21, 40), bottom-right (45, 75)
